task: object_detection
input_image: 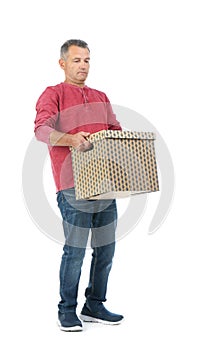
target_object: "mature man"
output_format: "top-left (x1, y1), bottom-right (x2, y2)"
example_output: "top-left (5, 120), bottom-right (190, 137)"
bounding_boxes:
top-left (34, 39), bottom-right (123, 332)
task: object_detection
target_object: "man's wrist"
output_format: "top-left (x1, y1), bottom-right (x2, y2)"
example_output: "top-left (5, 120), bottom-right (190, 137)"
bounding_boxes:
top-left (50, 131), bottom-right (72, 146)
top-left (63, 133), bottom-right (74, 147)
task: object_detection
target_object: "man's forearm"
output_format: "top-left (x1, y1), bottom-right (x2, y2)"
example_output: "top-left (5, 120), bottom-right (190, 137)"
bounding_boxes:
top-left (49, 130), bottom-right (73, 146)
top-left (49, 130), bottom-right (92, 151)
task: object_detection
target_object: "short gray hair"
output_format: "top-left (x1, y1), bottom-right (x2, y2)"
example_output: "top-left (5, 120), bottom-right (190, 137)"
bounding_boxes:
top-left (60, 39), bottom-right (90, 59)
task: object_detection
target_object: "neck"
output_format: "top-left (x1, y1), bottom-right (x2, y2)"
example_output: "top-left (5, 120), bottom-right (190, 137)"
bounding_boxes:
top-left (64, 79), bottom-right (85, 88)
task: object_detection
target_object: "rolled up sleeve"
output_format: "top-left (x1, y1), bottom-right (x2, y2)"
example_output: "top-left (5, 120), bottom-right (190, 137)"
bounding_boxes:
top-left (104, 95), bottom-right (122, 131)
top-left (34, 87), bottom-right (59, 144)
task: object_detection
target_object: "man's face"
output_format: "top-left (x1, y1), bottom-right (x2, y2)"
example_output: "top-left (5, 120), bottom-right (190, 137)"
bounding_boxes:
top-left (59, 45), bottom-right (90, 87)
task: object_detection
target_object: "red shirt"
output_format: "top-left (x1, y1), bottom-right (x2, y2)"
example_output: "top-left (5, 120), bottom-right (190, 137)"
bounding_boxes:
top-left (34, 82), bottom-right (121, 192)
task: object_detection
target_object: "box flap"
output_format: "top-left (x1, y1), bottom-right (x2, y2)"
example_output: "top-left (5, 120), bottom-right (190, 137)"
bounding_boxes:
top-left (88, 130), bottom-right (156, 143)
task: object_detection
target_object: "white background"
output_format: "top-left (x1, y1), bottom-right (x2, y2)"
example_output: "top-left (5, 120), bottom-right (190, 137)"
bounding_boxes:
top-left (1, 0), bottom-right (198, 349)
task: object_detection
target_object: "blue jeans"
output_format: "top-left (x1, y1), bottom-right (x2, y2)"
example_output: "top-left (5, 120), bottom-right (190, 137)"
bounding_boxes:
top-left (57, 188), bottom-right (117, 313)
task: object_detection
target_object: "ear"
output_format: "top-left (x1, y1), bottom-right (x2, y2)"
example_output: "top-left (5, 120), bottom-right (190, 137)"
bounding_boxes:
top-left (59, 58), bottom-right (66, 70)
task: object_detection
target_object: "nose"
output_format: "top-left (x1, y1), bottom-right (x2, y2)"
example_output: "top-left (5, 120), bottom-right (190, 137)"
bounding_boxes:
top-left (80, 60), bottom-right (87, 70)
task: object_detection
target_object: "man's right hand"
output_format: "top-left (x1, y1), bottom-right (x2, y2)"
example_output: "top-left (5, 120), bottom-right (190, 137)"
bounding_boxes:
top-left (69, 132), bottom-right (93, 152)
top-left (50, 130), bottom-right (93, 151)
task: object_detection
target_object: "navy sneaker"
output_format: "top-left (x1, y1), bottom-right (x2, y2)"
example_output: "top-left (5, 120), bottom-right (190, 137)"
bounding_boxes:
top-left (80, 303), bottom-right (124, 325)
top-left (58, 311), bottom-right (83, 332)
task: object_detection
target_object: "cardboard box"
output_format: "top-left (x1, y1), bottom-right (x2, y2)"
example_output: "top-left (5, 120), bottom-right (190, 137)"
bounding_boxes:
top-left (71, 130), bottom-right (159, 200)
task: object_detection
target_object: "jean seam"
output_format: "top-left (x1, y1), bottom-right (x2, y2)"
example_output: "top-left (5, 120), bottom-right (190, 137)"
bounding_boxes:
top-left (60, 248), bottom-right (68, 298)
top-left (90, 247), bottom-right (98, 297)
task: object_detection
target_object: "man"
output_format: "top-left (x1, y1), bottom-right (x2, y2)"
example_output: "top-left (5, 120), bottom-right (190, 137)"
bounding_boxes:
top-left (34, 39), bottom-right (123, 332)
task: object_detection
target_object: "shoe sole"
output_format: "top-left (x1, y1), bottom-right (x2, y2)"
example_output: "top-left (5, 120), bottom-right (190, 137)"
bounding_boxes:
top-left (57, 320), bottom-right (83, 332)
top-left (80, 314), bottom-right (123, 325)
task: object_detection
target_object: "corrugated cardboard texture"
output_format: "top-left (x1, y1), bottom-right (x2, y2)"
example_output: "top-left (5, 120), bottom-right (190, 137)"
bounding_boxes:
top-left (71, 130), bottom-right (159, 200)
